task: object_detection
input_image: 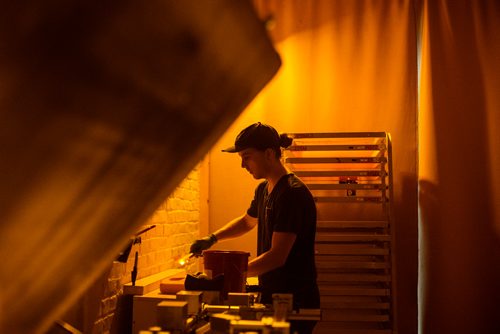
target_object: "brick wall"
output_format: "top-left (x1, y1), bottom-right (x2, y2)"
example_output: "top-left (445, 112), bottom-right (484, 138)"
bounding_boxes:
top-left (123, 167), bottom-right (202, 281)
top-left (62, 166), bottom-right (203, 333)
top-left (91, 263), bottom-right (126, 334)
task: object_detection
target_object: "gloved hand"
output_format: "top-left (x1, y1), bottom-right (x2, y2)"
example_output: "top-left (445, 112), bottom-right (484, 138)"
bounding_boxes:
top-left (190, 234), bottom-right (217, 255)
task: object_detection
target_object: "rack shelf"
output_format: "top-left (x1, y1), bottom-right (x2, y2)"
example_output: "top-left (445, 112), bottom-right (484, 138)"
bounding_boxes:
top-left (284, 132), bottom-right (396, 334)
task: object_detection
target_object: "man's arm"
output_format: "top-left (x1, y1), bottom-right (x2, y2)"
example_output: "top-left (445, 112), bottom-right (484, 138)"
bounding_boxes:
top-left (247, 231), bottom-right (296, 277)
top-left (213, 213), bottom-right (257, 241)
top-left (190, 214), bottom-right (257, 255)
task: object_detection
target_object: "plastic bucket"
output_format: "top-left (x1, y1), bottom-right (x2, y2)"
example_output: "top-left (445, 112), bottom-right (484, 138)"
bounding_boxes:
top-left (203, 250), bottom-right (249, 298)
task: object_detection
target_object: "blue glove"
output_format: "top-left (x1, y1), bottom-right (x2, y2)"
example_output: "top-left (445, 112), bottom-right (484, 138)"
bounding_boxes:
top-left (190, 234), bottom-right (217, 255)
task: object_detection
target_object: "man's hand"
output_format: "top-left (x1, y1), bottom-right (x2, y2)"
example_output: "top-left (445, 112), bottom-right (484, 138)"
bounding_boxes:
top-left (190, 234), bottom-right (217, 255)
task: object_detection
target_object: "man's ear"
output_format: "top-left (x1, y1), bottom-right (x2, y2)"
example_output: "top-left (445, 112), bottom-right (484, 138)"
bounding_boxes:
top-left (264, 148), bottom-right (276, 160)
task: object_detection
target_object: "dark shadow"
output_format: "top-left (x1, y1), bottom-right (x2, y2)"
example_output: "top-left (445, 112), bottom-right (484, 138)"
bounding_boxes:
top-left (420, 2), bottom-right (500, 333)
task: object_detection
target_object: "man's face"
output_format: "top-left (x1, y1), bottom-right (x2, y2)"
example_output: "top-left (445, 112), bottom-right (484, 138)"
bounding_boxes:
top-left (238, 148), bottom-right (268, 179)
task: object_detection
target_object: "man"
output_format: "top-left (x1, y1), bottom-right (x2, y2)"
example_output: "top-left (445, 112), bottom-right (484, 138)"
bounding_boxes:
top-left (190, 122), bottom-right (320, 334)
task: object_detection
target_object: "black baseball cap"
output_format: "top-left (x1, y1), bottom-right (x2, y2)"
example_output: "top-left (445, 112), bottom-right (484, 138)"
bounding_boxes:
top-left (222, 122), bottom-right (280, 153)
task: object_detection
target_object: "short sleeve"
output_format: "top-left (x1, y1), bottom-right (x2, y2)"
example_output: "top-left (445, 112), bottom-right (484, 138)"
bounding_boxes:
top-left (247, 182), bottom-right (266, 218)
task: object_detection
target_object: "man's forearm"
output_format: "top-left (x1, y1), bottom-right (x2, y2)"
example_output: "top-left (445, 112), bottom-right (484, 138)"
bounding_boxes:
top-left (248, 252), bottom-right (279, 277)
top-left (247, 232), bottom-right (296, 277)
top-left (213, 214), bottom-right (255, 241)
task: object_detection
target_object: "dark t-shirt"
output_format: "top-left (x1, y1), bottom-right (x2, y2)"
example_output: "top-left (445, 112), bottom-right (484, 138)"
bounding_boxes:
top-left (247, 173), bottom-right (320, 308)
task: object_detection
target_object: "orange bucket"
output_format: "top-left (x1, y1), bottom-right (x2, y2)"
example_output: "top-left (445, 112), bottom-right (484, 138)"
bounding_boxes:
top-left (203, 250), bottom-right (249, 298)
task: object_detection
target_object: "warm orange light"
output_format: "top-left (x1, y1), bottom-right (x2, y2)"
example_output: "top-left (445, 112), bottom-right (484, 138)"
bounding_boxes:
top-left (177, 253), bottom-right (194, 268)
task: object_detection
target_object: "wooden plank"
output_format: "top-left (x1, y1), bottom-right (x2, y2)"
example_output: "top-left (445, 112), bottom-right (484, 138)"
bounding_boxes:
top-left (315, 319), bottom-right (391, 330)
top-left (319, 286), bottom-right (390, 296)
top-left (316, 255), bottom-right (384, 262)
top-left (316, 261), bottom-right (390, 269)
top-left (314, 326), bottom-right (391, 334)
top-left (307, 183), bottom-right (386, 190)
top-left (294, 170), bottom-right (384, 177)
top-left (317, 273), bottom-right (391, 283)
top-left (320, 295), bottom-right (390, 303)
top-left (287, 132), bottom-right (387, 139)
top-left (321, 301), bottom-right (391, 310)
top-left (288, 144), bottom-right (385, 151)
top-left (285, 157), bottom-right (387, 164)
top-left (316, 261), bottom-right (391, 269)
top-left (317, 221), bottom-right (388, 228)
top-left (315, 196), bottom-right (386, 203)
top-left (316, 233), bottom-right (391, 242)
top-left (322, 310), bottom-right (390, 322)
top-left (315, 244), bottom-right (389, 255)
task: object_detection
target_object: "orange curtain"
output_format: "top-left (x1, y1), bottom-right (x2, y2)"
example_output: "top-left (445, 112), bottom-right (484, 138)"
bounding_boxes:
top-left (418, 1), bottom-right (500, 333)
top-left (209, 1), bottom-right (418, 333)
